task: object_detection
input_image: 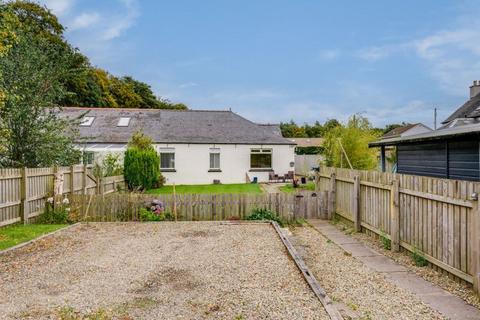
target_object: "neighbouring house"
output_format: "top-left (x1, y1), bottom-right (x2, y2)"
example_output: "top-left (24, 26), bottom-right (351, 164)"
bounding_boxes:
top-left (370, 81), bottom-right (480, 181)
top-left (376, 123), bottom-right (432, 172)
top-left (288, 138), bottom-right (324, 176)
top-left (60, 107), bottom-right (296, 185)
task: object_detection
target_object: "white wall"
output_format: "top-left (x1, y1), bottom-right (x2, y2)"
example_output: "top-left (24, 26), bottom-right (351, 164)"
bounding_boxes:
top-left (295, 154), bottom-right (323, 176)
top-left (80, 143), bottom-right (295, 185)
top-left (156, 143), bottom-right (295, 185)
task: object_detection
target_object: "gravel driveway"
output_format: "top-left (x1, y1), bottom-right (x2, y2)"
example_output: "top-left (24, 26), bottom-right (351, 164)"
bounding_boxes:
top-left (291, 225), bottom-right (445, 320)
top-left (0, 222), bottom-right (328, 320)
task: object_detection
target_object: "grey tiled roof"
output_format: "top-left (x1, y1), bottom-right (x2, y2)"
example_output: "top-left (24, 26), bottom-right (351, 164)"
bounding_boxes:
top-left (442, 93), bottom-right (480, 124)
top-left (59, 107), bottom-right (295, 145)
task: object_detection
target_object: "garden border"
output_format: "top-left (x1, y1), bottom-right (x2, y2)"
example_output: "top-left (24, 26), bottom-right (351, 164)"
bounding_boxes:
top-left (271, 221), bottom-right (343, 320)
top-left (0, 223), bottom-right (80, 256)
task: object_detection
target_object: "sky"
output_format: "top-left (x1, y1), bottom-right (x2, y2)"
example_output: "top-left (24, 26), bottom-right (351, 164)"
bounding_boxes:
top-left (39, 0), bottom-right (480, 128)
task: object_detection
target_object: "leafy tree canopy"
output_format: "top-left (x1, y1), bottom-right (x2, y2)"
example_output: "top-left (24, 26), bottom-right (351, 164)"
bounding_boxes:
top-left (323, 114), bottom-right (381, 170)
top-left (3, 0), bottom-right (188, 110)
top-left (0, 28), bottom-right (81, 167)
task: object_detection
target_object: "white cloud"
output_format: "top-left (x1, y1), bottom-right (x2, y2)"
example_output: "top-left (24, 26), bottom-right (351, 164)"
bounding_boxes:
top-left (412, 26), bottom-right (480, 96)
top-left (69, 12), bottom-right (101, 31)
top-left (356, 46), bottom-right (392, 62)
top-left (42, 0), bottom-right (75, 16)
top-left (354, 13), bottom-right (480, 97)
top-left (101, 0), bottom-right (140, 40)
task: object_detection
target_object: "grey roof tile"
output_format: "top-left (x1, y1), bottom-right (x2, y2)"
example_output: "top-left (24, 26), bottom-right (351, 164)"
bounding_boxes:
top-left (58, 107), bottom-right (294, 145)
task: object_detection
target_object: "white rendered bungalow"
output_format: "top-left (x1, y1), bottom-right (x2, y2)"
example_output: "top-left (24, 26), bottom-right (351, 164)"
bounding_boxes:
top-left (60, 107), bottom-right (296, 185)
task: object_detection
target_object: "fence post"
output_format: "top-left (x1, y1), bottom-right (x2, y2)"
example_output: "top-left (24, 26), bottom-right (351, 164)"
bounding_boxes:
top-left (212, 194), bottom-right (217, 220)
top-left (473, 198), bottom-right (480, 294)
top-left (70, 165), bottom-right (75, 195)
top-left (353, 175), bottom-right (361, 232)
top-left (82, 165), bottom-right (87, 195)
top-left (294, 194), bottom-right (303, 220)
top-left (390, 179), bottom-right (400, 251)
top-left (328, 173), bottom-right (336, 220)
top-left (315, 173), bottom-right (320, 192)
top-left (20, 167), bottom-right (28, 224)
top-left (98, 176), bottom-right (104, 195)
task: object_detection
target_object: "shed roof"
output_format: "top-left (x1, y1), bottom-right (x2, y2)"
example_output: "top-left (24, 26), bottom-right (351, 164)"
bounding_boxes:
top-left (59, 107), bottom-right (295, 145)
top-left (369, 122), bottom-right (480, 147)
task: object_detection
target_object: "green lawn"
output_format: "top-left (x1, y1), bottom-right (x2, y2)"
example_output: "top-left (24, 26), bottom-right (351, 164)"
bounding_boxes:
top-left (0, 224), bottom-right (66, 251)
top-left (280, 182), bottom-right (316, 193)
top-left (147, 183), bottom-right (263, 194)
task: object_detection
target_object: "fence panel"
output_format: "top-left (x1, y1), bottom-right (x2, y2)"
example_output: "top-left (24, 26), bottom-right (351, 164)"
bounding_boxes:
top-left (316, 166), bottom-right (478, 285)
top-left (64, 192), bottom-right (324, 223)
top-left (0, 165), bottom-right (124, 226)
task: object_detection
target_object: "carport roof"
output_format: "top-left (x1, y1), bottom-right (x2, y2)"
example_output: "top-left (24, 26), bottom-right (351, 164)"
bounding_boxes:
top-left (369, 122), bottom-right (480, 147)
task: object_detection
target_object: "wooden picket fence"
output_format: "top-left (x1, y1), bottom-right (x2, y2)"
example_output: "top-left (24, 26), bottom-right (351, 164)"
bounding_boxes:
top-left (0, 165), bottom-right (125, 226)
top-left (316, 166), bottom-right (480, 292)
top-left (62, 191), bottom-right (328, 223)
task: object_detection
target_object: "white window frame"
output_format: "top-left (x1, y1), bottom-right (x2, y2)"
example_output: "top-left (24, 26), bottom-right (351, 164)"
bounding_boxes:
top-left (80, 116), bottom-right (95, 126)
top-left (209, 148), bottom-right (221, 170)
top-left (117, 117), bottom-right (131, 127)
top-left (159, 148), bottom-right (175, 171)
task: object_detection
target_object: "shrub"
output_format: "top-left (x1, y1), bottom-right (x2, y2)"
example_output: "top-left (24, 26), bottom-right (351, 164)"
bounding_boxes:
top-left (411, 247), bottom-right (427, 267)
top-left (245, 208), bottom-right (285, 227)
top-left (139, 208), bottom-right (174, 222)
top-left (380, 232), bottom-right (391, 250)
top-left (37, 198), bottom-right (72, 224)
top-left (102, 153), bottom-right (123, 177)
top-left (124, 132), bottom-right (162, 190)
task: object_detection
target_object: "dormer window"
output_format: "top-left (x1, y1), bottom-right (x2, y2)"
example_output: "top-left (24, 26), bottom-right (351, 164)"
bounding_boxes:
top-left (118, 117), bottom-right (131, 127)
top-left (80, 116), bottom-right (95, 126)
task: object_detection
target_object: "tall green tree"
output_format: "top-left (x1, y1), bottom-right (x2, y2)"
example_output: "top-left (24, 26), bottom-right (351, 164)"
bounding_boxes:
top-left (323, 114), bottom-right (380, 170)
top-left (0, 30), bottom-right (81, 167)
top-left (4, 0), bottom-right (188, 110)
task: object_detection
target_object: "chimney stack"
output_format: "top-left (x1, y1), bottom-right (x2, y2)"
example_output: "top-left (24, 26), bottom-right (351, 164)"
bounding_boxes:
top-left (470, 80), bottom-right (480, 98)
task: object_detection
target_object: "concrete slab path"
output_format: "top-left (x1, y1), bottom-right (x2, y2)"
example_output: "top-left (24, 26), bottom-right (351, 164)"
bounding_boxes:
top-left (308, 219), bottom-right (480, 320)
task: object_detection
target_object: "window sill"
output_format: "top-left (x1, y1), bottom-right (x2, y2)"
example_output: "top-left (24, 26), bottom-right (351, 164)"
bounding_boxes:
top-left (208, 169), bottom-right (222, 172)
top-left (249, 169), bottom-right (274, 172)
top-left (161, 169), bottom-right (176, 172)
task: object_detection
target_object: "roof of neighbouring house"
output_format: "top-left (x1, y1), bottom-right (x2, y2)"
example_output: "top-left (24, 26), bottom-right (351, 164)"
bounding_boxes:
top-left (380, 123), bottom-right (431, 139)
top-left (287, 138), bottom-right (324, 147)
top-left (442, 92), bottom-right (480, 124)
top-left (58, 107), bottom-right (295, 145)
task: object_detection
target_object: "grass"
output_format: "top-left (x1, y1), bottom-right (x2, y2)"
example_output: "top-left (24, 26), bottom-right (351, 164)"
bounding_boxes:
top-left (0, 224), bottom-right (66, 251)
top-left (147, 183), bottom-right (263, 194)
top-left (279, 181), bottom-right (316, 193)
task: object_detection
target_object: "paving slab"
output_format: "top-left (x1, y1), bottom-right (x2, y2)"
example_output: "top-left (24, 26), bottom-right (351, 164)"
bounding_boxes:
top-left (322, 233), bottom-right (359, 245)
top-left (384, 271), bottom-right (448, 295)
top-left (341, 243), bottom-right (380, 257)
top-left (356, 255), bottom-right (408, 272)
top-left (307, 218), bottom-right (480, 320)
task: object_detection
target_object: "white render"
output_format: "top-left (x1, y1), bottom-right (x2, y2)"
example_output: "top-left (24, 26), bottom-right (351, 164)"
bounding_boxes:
top-left (80, 143), bottom-right (295, 185)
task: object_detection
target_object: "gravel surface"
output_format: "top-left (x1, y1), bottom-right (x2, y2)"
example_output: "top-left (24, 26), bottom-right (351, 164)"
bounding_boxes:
top-left (335, 222), bottom-right (480, 310)
top-left (291, 225), bottom-right (446, 320)
top-left (0, 222), bottom-right (328, 320)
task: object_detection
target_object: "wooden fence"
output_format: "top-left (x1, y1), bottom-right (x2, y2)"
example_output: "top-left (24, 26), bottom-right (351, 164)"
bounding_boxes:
top-left (316, 166), bottom-right (480, 292)
top-left (63, 191), bottom-right (328, 223)
top-left (0, 165), bottom-right (125, 226)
